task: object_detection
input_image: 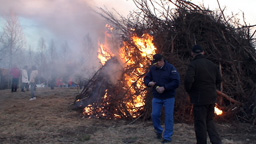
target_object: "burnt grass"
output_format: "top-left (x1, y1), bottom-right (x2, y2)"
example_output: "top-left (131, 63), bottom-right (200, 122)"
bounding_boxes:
top-left (0, 88), bottom-right (255, 144)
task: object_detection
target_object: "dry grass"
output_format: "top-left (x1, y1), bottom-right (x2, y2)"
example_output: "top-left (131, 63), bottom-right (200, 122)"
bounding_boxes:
top-left (0, 88), bottom-right (255, 144)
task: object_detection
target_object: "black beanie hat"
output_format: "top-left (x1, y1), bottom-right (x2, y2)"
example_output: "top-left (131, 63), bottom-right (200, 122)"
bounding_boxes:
top-left (152, 54), bottom-right (163, 64)
top-left (192, 45), bottom-right (203, 53)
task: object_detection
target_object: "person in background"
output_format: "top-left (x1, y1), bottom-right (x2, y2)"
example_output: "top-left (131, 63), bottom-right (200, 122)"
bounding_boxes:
top-left (21, 65), bottom-right (29, 92)
top-left (10, 64), bottom-right (21, 92)
top-left (29, 66), bottom-right (38, 101)
top-left (144, 54), bottom-right (180, 143)
top-left (50, 77), bottom-right (55, 90)
top-left (184, 45), bottom-right (222, 144)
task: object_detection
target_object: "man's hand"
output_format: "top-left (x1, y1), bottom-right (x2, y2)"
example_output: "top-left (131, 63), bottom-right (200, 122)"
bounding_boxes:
top-left (148, 81), bottom-right (156, 87)
top-left (156, 86), bottom-right (165, 93)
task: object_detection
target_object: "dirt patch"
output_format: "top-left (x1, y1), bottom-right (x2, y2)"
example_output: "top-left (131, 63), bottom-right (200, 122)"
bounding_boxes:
top-left (0, 88), bottom-right (255, 144)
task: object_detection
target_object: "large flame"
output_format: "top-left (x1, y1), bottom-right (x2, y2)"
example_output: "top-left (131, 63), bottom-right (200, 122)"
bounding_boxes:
top-left (119, 34), bottom-right (156, 118)
top-left (87, 31), bottom-right (156, 119)
top-left (97, 24), bottom-right (115, 65)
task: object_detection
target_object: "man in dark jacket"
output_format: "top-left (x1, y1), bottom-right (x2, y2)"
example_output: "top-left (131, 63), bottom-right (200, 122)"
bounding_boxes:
top-left (144, 54), bottom-right (180, 143)
top-left (184, 45), bottom-right (222, 144)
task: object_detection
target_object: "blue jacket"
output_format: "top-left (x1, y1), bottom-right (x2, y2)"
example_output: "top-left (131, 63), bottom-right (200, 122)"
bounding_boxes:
top-left (144, 61), bottom-right (180, 99)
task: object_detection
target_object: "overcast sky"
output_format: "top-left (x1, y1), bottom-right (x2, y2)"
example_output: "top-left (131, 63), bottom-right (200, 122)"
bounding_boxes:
top-left (0, 0), bottom-right (255, 54)
top-left (195, 0), bottom-right (256, 25)
top-left (94, 0), bottom-right (256, 24)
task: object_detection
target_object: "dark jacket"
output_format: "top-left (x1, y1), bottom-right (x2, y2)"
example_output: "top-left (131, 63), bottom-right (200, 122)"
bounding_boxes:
top-left (144, 61), bottom-right (180, 99)
top-left (184, 54), bottom-right (222, 105)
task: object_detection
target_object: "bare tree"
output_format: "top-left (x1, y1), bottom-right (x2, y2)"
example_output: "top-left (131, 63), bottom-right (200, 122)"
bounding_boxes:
top-left (38, 37), bottom-right (46, 65)
top-left (37, 37), bottom-right (47, 84)
top-left (49, 39), bottom-right (57, 62)
top-left (61, 41), bottom-right (70, 63)
top-left (0, 12), bottom-right (26, 88)
top-left (0, 12), bottom-right (25, 69)
top-left (28, 45), bottom-right (33, 66)
top-left (48, 39), bottom-right (57, 87)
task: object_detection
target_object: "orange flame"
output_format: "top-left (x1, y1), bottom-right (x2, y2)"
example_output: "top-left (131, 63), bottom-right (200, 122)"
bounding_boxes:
top-left (97, 24), bottom-right (115, 65)
top-left (119, 34), bottom-right (156, 118)
top-left (83, 89), bottom-right (113, 119)
top-left (214, 105), bottom-right (223, 115)
top-left (92, 27), bottom-right (157, 118)
top-left (97, 44), bottom-right (113, 65)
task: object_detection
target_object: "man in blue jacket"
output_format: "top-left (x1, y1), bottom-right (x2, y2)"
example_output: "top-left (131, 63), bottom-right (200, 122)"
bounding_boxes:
top-left (144, 54), bottom-right (180, 143)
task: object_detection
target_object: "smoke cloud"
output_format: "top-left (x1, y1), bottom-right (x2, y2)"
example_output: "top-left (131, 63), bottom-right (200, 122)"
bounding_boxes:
top-left (0, 0), bottom-right (105, 39)
top-left (0, 0), bottom-right (132, 85)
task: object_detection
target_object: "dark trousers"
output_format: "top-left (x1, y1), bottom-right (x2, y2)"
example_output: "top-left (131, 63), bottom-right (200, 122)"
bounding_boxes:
top-left (21, 83), bottom-right (29, 91)
top-left (11, 78), bottom-right (19, 92)
top-left (194, 104), bottom-right (222, 144)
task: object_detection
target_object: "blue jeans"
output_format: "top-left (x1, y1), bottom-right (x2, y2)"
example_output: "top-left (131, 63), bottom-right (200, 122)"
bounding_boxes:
top-left (152, 97), bottom-right (175, 141)
top-left (30, 83), bottom-right (36, 98)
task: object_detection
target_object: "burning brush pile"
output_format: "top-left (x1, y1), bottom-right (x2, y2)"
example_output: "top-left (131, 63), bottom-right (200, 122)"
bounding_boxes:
top-left (74, 0), bottom-right (256, 123)
top-left (74, 32), bottom-right (156, 120)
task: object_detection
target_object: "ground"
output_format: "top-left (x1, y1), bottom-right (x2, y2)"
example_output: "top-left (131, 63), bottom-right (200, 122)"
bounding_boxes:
top-left (0, 88), bottom-right (255, 144)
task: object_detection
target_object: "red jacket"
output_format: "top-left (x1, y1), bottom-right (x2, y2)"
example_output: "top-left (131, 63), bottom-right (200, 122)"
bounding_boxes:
top-left (10, 67), bottom-right (21, 78)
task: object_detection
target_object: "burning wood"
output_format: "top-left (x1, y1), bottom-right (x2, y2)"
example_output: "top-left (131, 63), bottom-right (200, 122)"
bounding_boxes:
top-left (74, 33), bottom-right (157, 119)
top-left (74, 57), bottom-right (122, 116)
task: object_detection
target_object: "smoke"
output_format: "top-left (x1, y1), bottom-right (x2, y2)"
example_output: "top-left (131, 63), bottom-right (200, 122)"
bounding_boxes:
top-left (0, 0), bottom-right (105, 39)
top-left (0, 0), bottom-right (124, 84)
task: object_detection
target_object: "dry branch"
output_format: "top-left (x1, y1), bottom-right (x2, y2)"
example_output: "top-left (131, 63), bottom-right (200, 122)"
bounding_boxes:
top-left (217, 90), bottom-right (243, 106)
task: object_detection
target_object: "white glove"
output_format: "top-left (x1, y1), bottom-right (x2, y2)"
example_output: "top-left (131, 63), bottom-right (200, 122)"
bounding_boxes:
top-left (148, 81), bottom-right (156, 87)
top-left (156, 86), bottom-right (165, 94)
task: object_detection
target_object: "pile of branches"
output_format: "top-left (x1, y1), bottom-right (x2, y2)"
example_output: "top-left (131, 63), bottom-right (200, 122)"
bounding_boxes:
top-left (76, 0), bottom-right (256, 123)
top-left (74, 55), bottom-right (148, 120)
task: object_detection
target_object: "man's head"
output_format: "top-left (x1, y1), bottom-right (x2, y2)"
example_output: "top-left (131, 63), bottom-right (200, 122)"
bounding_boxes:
top-left (191, 45), bottom-right (204, 57)
top-left (152, 54), bottom-right (165, 68)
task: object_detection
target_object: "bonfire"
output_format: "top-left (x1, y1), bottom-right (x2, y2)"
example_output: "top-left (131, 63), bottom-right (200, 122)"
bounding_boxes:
top-left (74, 0), bottom-right (256, 123)
top-left (74, 30), bottom-right (157, 120)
